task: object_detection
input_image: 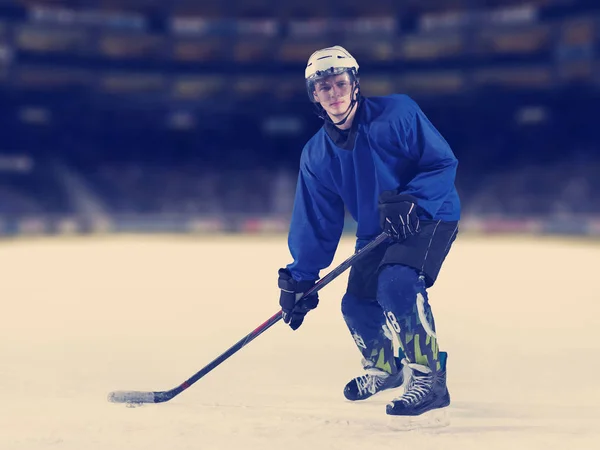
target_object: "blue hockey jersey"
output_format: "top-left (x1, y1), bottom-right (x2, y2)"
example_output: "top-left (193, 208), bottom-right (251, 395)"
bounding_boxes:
top-left (286, 94), bottom-right (461, 281)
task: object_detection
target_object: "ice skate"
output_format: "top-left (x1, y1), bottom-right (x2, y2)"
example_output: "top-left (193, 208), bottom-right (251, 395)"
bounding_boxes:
top-left (386, 354), bottom-right (450, 430)
top-left (344, 363), bottom-right (404, 401)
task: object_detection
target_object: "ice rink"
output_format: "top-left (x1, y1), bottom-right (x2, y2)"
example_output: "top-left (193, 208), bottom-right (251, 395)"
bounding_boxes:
top-left (1, 234), bottom-right (599, 450)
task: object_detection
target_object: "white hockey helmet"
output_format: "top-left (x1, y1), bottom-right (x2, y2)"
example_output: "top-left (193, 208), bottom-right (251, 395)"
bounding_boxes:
top-left (305, 46), bottom-right (360, 105)
top-left (305, 45), bottom-right (359, 81)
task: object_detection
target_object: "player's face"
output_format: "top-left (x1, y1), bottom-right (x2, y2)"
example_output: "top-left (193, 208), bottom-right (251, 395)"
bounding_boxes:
top-left (312, 73), bottom-right (356, 118)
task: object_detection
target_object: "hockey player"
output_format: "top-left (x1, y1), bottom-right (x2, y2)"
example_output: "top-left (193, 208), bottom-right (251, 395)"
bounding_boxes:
top-left (277, 46), bottom-right (460, 417)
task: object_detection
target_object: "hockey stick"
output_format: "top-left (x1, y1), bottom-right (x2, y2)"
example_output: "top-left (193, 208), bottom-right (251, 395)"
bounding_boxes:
top-left (108, 232), bottom-right (389, 404)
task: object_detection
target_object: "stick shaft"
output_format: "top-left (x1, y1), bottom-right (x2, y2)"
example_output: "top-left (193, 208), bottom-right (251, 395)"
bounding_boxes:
top-left (108, 232), bottom-right (389, 404)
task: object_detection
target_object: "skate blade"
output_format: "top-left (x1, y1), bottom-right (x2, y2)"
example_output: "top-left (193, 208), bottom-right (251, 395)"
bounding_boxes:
top-left (387, 408), bottom-right (450, 431)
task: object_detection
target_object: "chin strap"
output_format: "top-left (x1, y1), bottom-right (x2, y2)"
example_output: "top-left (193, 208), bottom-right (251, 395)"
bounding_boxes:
top-left (332, 95), bottom-right (358, 126)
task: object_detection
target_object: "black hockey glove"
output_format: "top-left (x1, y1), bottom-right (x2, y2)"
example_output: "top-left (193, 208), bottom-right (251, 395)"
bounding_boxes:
top-left (278, 268), bottom-right (319, 331)
top-left (378, 191), bottom-right (421, 241)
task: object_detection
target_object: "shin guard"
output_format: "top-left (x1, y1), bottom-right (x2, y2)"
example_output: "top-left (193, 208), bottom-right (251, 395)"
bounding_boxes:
top-left (377, 265), bottom-right (442, 372)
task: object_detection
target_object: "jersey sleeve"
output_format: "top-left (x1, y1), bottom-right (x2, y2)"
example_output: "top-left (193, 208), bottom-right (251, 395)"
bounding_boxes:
top-left (286, 152), bottom-right (345, 282)
top-left (398, 98), bottom-right (458, 218)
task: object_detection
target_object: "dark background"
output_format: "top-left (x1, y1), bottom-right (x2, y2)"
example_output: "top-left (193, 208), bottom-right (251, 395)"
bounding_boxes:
top-left (0, 0), bottom-right (598, 236)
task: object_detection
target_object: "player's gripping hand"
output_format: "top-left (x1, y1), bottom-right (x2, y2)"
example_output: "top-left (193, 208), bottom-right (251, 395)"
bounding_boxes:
top-left (278, 269), bottom-right (319, 330)
top-left (378, 191), bottom-right (421, 241)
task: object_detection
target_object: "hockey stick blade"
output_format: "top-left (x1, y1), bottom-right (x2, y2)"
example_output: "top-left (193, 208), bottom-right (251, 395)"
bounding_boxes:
top-left (107, 390), bottom-right (157, 404)
top-left (108, 232), bottom-right (389, 404)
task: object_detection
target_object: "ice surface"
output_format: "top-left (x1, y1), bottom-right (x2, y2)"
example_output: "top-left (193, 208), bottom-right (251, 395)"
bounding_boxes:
top-left (1, 234), bottom-right (599, 450)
